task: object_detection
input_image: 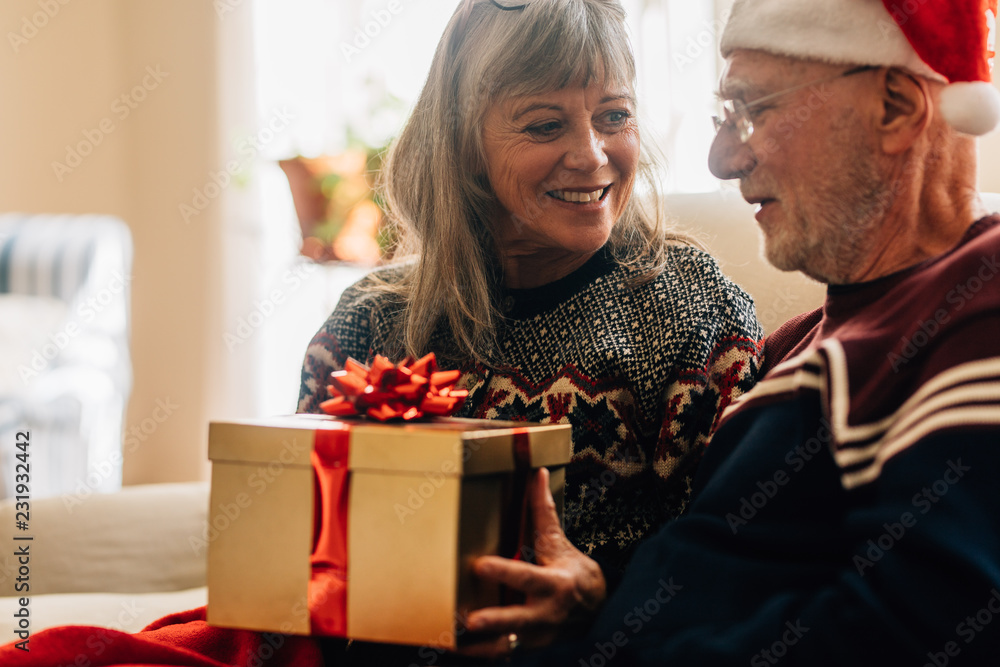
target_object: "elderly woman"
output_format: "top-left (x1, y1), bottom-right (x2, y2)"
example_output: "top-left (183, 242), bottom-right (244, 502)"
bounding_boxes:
top-left (297, 0), bottom-right (763, 653)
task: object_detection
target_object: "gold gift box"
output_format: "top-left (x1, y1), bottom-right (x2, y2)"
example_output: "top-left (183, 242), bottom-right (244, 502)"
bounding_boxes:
top-left (206, 414), bottom-right (571, 647)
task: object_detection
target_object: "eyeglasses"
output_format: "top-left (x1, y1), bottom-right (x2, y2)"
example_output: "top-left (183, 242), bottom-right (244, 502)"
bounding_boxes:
top-left (712, 65), bottom-right (877, 144)
top-left (488, 0), bottom-right (527, 8)
top-left (454, 0), bottom-right (527, 47)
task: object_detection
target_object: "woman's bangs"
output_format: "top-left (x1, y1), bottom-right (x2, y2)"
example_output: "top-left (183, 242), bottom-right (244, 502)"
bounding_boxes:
top-left (486, 0), bottom-right (635, 100)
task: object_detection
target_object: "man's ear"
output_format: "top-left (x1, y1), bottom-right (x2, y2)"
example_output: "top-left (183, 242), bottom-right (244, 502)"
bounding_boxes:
top-left (877, 67), bottom-right (932, 154)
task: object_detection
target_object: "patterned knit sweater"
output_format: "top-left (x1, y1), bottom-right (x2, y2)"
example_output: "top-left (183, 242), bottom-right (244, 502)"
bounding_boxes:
top-left (297, 244), bottom-right (764, 580)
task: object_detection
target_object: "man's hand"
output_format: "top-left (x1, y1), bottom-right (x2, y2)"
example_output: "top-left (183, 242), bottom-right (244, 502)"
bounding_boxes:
top-left (460, 467), bottom-right (606, 659)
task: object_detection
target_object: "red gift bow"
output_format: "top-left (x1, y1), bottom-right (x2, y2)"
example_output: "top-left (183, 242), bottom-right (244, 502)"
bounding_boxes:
top-left (319, 353), bottom-right (469, 421)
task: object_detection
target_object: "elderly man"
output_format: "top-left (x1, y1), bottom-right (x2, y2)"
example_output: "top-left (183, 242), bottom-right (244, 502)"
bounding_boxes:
top-left (468, 0), bottom-right (1000, 664)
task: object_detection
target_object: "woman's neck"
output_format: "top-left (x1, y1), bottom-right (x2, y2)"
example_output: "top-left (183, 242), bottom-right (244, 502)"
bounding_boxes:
top-left (499, 248), bottom-right (597, 288)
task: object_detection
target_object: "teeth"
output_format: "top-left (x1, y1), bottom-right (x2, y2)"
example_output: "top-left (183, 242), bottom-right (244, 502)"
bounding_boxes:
top-left (550, 188), bottom-right (605, 203)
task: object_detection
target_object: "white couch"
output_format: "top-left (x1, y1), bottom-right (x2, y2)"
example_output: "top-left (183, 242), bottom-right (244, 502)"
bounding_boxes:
top-left (0, 482), bottom-right (209, 635)
top-left (0, 214), bottom-right (133, 500)
top-left (1, 192), bottom-right (997, 636)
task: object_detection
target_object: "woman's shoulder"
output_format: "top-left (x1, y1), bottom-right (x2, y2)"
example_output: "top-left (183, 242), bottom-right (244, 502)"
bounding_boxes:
top-left (628, 244), bottom-right (764, 378)
top-left (333, 264), bottom-right (407, 312)
top-left (315, 264), bottom-right (410, 351)
top-left (643, 243), bottom-right (755, 306)
top-left (617, 242), bottom-right (763, 341)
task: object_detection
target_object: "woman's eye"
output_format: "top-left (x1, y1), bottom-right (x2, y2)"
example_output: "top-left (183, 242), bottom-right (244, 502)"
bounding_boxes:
top-left (526, 121), bottom-right (562, 137)
top-left (601, 110), bottom-right (631, 130)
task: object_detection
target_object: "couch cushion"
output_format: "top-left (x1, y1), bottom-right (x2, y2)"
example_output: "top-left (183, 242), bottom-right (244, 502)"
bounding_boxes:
top-left (0, 482), bottom-right (209, 596)
top-left (0, 586), bottom-right (206, 636)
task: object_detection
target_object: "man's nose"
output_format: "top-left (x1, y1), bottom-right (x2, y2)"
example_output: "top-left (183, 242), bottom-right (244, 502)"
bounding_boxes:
top-left (708, 126), bottom-right (757, 180)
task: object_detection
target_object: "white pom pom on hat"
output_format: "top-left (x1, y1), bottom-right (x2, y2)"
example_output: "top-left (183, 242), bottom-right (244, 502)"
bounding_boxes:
top-left (720, 0), bottom-right (1000, 136)
top-left (940, 81), bottom-right (1000, 136)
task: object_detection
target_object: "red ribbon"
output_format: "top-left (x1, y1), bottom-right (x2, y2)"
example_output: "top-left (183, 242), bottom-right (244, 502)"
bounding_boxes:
top-left (307, 425), bottom-right (351, 636)
top-left (305, 423), bottom-right (536, 633)
top-left (319, 353), bottom-right (469, 422)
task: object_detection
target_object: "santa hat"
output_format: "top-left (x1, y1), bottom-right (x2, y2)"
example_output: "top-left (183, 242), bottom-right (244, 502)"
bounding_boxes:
top-left (720, 0), bottom-right (1000, 136)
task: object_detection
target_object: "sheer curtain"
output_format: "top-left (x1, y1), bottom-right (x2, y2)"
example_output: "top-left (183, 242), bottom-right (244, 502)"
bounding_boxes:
top-left (245, 0), bottom-right (726, 416)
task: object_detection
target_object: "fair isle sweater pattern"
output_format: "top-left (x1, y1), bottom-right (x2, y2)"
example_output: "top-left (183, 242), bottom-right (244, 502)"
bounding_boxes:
top-left (297, 245), bottom-right (765, 577)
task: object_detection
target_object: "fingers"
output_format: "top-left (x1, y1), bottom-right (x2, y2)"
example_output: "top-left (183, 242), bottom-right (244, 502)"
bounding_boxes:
top-left (465, 602), bottom-right (538, 635)
top-left (527, 468), bottom-right (575, 562)
top-left (529, 467), bottom-right (557, 530)
top-left (459, 469), bottom-right (609, 652)
top-left (474, 555), bottom-right (551, 593)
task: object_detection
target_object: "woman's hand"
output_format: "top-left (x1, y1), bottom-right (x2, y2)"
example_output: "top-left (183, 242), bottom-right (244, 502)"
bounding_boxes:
top-left (459, 467), bottom-right (607, 659)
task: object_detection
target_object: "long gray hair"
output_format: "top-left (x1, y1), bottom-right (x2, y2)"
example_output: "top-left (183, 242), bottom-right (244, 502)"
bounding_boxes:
top-left (371, 0), bottom-right (684, 364)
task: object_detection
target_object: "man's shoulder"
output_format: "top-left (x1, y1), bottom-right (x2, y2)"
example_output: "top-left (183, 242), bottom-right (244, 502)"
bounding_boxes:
top-left (724, 218), bottom-right (1000, 489)
top-left (760, 308), bottom-right (823, 376)
top-left (909, 214), bottom-right (1000, 298)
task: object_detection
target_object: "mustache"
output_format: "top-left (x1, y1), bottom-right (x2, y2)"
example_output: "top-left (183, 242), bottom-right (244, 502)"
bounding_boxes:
top-left (740, 177), bottom-right (778, 203)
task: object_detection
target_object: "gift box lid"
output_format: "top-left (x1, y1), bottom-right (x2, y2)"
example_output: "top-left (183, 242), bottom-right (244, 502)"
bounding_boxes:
top-left (208, 414), bottom-right (571, 475)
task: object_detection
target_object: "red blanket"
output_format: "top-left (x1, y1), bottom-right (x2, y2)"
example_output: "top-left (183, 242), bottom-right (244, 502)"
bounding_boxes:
top-left (0, 606), bottom-right (325, 667)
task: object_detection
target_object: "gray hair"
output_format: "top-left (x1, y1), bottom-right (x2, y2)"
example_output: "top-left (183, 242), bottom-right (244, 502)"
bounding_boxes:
top-left (371, 0), bottom-right (686, 365)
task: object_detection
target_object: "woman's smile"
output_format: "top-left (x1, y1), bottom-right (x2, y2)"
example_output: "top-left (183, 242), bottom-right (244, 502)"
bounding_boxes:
top-left (546, 185), bottom-right (611, 204)
top-left (481, 81), bottom-right (639, 285)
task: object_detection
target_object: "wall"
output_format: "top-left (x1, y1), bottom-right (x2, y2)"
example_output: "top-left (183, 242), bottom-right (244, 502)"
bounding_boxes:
top-left (0, 0), bottom-right (236, 486)
top-left (979, 78), bottom-right (1000, 193)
